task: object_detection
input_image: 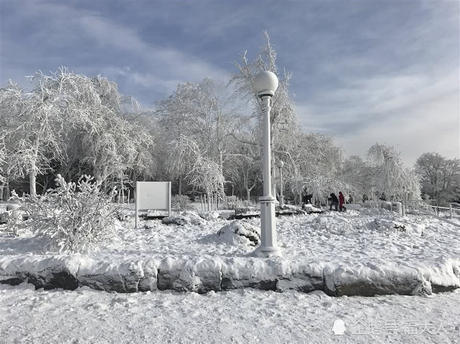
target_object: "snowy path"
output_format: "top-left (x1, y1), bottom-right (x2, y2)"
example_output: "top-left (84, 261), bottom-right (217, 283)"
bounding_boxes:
top-left (0, 284), bottom-right (459, 344)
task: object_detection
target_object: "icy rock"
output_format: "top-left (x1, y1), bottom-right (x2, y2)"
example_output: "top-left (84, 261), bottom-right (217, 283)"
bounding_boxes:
top-left (78, 259), bottom-right (144, 293)
top-left (0, 256), bottom-right (78, 290)
top-left (192, 259), bottom-right (222, 293)
top-left (323, 266), bottom-right (423, 296)
top-left (0, 269), bottom-right (79, 290)
top-left (221, 258), bottom-right (280, 290)
top-left (138, 259), bottom-right (158, 291)
top-left (0, 270), bottom-right (78, 290)
top-left (157, 258), bottom-right (186, 290)
top-left (216, 221), bottom-right (261, 247)
top-left (276, 263), bottom-right (324, 292)
top-left (171, 259), bottom-right (222, 293)
top-left (412, 279), bottom-right (432, 296)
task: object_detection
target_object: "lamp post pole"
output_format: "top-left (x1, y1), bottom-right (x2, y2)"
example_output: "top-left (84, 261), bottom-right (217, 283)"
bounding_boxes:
top-left (253, 71), bottom-right (280, 257)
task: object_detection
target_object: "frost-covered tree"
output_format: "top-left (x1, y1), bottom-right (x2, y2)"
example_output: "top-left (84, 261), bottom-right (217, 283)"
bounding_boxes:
top-left (415, 152), bottom-right (460, 205)
top-left (44, 70), bottom-right (153, 184)
top-left (340, 155), bottom-right (371, 199)
top-left (0, 78), bottom-right (66, 196)
top-left (230, 32), bottom-right (301, 202)
top-left (169, 136), bottom-right (225, 203)
top-left (367, 144), bottom-right (420, 201)
top-left (231, 32), bottom-right (298, 155)
top-left (188, 156), bottom-right (225, 202)
top-left (225, 141), bottom-right (261, 201)
top-left (0, 137), bottom-right (5, 184)
top-left (156, 79), bottom-right (237, 195)
top-left (0, 69), bottom-right (154, 196)
top-left (285, 133), bottom-right (343, 203)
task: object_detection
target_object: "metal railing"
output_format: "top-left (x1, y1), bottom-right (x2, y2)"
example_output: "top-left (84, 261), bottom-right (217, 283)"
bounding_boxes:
top-left (405, 201), bottom-right (460, 219)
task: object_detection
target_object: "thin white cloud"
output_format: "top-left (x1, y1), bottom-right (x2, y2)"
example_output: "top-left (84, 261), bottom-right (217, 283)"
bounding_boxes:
top-left (1, 1), bottom-right (229, 94)
top-left (296, 68), bottom-right (459, 164)
top-left (77, 14), bottom-right (229, 86)
top-left (336, 89), bottom-right (459, 165)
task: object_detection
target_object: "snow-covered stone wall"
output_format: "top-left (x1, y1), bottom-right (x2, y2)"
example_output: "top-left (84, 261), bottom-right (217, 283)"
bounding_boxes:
top-left (1, 254), bottom-right (459, 296)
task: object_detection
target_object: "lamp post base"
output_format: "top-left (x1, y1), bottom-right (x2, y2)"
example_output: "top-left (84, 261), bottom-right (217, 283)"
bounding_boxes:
top-left (252, 196), bottom-right (282, 258)
top-left (252, 245), bottom-right (282, 258)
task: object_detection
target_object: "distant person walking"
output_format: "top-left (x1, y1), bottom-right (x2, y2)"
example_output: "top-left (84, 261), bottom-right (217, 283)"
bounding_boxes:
top-left (339, 191), bottom-right (345, 212)
top-left (330, 193), bottom-right (338, 211)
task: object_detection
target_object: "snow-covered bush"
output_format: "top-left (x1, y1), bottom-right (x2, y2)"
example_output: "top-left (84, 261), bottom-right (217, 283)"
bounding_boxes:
top-left (216, 221), bottom-right (261, 246)
top-left (224, 196), bottom-right (246, 210)
top-left (12, 175), bottom-right (118, 253)
top-left (171, 194), bottom-right (191, 210)
top-left (312, 215), bottom-right (354, 234)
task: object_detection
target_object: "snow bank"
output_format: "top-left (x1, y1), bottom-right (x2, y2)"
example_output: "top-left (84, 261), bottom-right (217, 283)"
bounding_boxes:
top-left (1, 208), bottom-right (459, 296)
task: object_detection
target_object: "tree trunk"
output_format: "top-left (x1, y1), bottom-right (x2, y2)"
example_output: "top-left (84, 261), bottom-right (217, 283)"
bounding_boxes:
top-left (29, 168), bottom-right (37, 197)
top-left (30, 138), bottom-right (40, 197)
top-left (5, 181), bottom-right (10, 201)
top-left (178, 176), bottom-right (182, 196)
top-left (120, 174), bottom-right (124, 203)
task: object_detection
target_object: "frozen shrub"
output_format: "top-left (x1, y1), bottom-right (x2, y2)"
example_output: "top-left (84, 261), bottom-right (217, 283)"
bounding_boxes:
top-left (171, 194), bottom-right (191, 210)
top-left (216, 221), bottom-right (261, 246)
top-left (3, 191), bottom-right (25, 235)
top-left (225, 196), bottom-right (246, 210)
top-left (12, 175), bottom-right (118, 253)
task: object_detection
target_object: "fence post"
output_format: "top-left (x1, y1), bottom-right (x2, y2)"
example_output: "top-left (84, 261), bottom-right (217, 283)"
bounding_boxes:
top-left (134, 186), bottom-right (138, 229)
top-left (168, 181), bottom-right (172, 217)
top-left (450, 204), bottom-right (453, 218)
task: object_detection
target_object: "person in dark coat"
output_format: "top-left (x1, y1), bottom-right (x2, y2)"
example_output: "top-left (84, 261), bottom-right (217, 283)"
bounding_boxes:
top-left (330, 193), bottom-right (338, 211)
top-left (339, 192), bottom-right (345, 212)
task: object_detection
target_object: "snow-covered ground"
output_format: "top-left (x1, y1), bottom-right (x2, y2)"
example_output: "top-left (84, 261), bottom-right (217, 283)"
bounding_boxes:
top-left (1, 206), bottom-right (459, 295)
top-left (1, 283), bottom-right (459, 344)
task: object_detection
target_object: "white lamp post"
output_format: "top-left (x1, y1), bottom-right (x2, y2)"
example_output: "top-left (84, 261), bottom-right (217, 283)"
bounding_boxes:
top-left (253, 71), bottom-right (281, 257)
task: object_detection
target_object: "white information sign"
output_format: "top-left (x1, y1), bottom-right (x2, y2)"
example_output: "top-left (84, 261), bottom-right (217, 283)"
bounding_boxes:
top-left (135, 181), bottom-right (171, 228)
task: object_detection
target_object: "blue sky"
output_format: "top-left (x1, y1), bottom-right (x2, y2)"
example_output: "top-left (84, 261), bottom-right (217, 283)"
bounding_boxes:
top-left (1, 0), bottom-right (459, 164)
